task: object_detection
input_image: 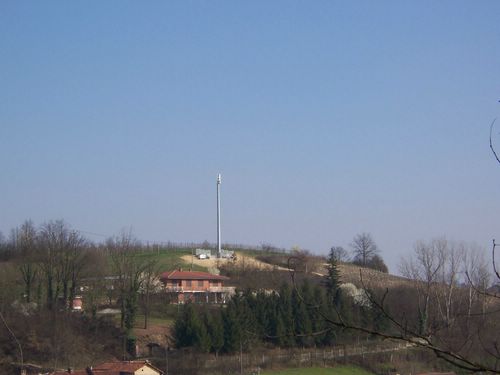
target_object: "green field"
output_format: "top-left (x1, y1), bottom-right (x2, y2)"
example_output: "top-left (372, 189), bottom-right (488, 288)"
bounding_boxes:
top-left (261, 366), bottom-right (374, 375)
top-left (132, 248), bottom-right (208, 272)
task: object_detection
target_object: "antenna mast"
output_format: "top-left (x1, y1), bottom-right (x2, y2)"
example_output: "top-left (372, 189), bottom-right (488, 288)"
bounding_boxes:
top-left (217, 173), bottom-right (222, 258)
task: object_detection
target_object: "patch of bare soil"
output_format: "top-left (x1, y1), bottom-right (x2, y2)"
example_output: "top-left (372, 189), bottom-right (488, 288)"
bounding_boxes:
top-left (179, 252), bottom-right (289, 272)
top-left (134, 323), bottom-right (171, 350)
top-left (325, 262), bottom-right (412, 288)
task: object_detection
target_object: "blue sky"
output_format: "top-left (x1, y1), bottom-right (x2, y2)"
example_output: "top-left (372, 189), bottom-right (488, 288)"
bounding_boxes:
top-left (1, 1), bottom-right (500, 272)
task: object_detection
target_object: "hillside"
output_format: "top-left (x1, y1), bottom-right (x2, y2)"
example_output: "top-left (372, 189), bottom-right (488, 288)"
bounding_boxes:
top-left (336, 262), bottom-right (411, 289)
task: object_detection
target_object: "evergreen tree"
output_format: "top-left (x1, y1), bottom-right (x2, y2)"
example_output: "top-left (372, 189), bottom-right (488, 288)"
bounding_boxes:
top-left (292, 285), bottom-right (313, 347)
top-left (253, 290), bottom-right (270, 338)
top-left (274, 313), bottom-right (287, 346)
top-left (205, 308), bottom-right (224, 356)
top-left (325, 247), bottom-right (341, 304)
top-left (311, 285), bottom-right (327, 346)
top-left (264, 292), bottom-right (281, 345)
top-left (124, 292), bottom-right (138, 332)
top-left (277, 283), bottom-right (295, 347)
top-left (174, 303), bottom-right (211, 351)
top-left (330, 288), bottom-right (353, 342)
top-left (222, 299), bottom-right (243, 353)
top-left (173, 305), bottom-right (189, 348)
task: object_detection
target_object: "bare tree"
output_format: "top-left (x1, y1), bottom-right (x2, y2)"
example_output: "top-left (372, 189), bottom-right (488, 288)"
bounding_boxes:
top-left (399, 238), bottom-right (445, 335)
top-left (294, 123), bottom-right (500, 373)
top-left (107, 232), bottom-right (148, 331)
top-left (38, 220), bottom-right (87, 310)
top-left (15, 220), bottom-right (38, 304)
top-left (140, 260), bottom-right (162, 329)
top-left (319, 237), bottom-right (500, 373)
top-left (350, 232), bottom-right (379, 266)
top-left (463, 244), bottom-right (490, 318)
top-left (329, 246), bottom-right (349, 262)
top-left (434, 241), bottom-right (464, 328)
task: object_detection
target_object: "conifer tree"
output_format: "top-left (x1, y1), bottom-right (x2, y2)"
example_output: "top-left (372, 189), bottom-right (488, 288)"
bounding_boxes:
top-left (311, 285), bottom-right (327, 346)
top-left (205, 308), bottom-right (224, 356)
top-left (222, 299), bottom-right (243, 353)
top-left (277, 283), bottom-right (295, 347)
top-left (325, 247), bottom-right (341, 304)
top-left (292, 286), bottom-right (313, 347)
top-left (174, 303), bottom-right (211, 351)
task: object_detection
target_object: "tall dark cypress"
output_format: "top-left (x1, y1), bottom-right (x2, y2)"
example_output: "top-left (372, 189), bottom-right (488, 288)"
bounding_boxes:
top-left (204, 308), bottom-right (224, 356)
top-left (292, 285), bottom-right (313, 347)
top-left (278, 283), bottom-right (295, 347)
top-left (324, 247), bottom-right (341, 304)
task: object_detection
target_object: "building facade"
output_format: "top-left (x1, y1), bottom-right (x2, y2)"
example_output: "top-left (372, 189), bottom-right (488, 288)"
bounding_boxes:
top-left (160, 270), bottom-right (234, 303)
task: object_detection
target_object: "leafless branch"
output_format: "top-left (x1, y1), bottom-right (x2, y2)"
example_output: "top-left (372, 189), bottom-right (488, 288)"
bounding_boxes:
top-left (493, 239), bottom-right (500, 281)
top-left (0, 311), bottom-right (23, 371)
top-left (489, 118), bottom-right (500, 164)
top-left (464, 270), bottom-right (499, 301)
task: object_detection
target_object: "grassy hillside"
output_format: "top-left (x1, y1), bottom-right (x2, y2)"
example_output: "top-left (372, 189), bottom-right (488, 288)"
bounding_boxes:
top-left (136, 246), bottom-right (412, 292)
top-left (132, 248), bottom-right (209, 272)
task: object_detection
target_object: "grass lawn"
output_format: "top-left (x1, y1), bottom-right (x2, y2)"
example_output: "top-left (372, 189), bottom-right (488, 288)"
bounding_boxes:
top-left (132, 248), bottom-right (208, 272)
top-left (133, 314), bottom-right (174, 328)
top-left (261, 365), bottom-right (374, 375)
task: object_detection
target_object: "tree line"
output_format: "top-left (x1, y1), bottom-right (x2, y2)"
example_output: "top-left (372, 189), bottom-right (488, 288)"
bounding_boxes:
top-left (0, 219), bottom-right (166, 369)
top-left (173, 252), bottom-right (389, 355)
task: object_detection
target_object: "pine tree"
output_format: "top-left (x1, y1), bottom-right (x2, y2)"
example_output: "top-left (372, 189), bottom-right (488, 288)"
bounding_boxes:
top-left (324, 247), bottom-right (341, 304)
top-left (311, 285), bottom-right (327, 346)
top-left (277, 283), bottom-right (295, 347)
top-left (205, 309), bottom-right (224, 356)
top-left (264, 292), bottom-right (280, 345)
top-left (222, 300), bottom-right (243, 353)
top-left (174, 303), bottom-right (211, 351)
top-left (292, 285), bottom-right (313, 347)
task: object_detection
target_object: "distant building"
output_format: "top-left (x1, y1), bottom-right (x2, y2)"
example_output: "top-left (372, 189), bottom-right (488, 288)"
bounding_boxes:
top-left (71, 296), bottom-right (83, 311)
top-left (195, 248), bottom-right (212, 258)
top-left (49, 360), bottom-right (164, 375)
top-left (160, 269), bottom-right (235, 303)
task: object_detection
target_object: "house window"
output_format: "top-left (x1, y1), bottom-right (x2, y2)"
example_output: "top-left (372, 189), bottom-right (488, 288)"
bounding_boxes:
top-left (186, 280), bottom-right (192, 287)
top-left (198, 280), bottom-right (204, 287)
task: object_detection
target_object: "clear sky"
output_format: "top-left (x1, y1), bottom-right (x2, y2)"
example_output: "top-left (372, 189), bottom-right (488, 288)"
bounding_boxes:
top-left (1, 1), bottom-right (500, 273)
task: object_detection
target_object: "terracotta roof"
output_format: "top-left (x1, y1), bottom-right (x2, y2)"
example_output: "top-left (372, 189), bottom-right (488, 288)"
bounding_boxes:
top-left (93, 360), bottom-right (163, 374)
top-left (160, 270), bottom-right (229, 281)
top-left (95, 361), bottom-right (145, 372)
top-left (50, 360), bottom-right (163, 375)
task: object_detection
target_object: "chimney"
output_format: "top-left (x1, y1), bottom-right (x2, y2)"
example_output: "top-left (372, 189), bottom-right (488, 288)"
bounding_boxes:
top-left (67, 368), bottom-right (73, 374)
top-left (20, 368), bottom-right (27, 375)
top-left (85, 366), bottom-right (94, 375)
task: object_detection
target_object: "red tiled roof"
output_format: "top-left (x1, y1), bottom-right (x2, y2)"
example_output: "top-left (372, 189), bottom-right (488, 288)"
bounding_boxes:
top-left (95, 361), bottom-right (145, 372)
top-left (50, 360), bottom-right (163, 375)
top-left (160, 270), bottom-right (229, 281)
top-left (93, 360), bottom-right (163, 374)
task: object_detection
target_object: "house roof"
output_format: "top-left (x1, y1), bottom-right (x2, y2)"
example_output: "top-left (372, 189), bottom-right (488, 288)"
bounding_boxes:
top-left (50, 360), bottom-right (164, 375)
top-left (160, 270), bottom-right (229, 281)
top-left (95, 360), bottom-right (162, 374)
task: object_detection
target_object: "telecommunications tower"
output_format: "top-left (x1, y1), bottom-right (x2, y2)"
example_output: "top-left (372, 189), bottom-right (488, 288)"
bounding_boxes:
top-left (216, 173), bottom-right (222, 258)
